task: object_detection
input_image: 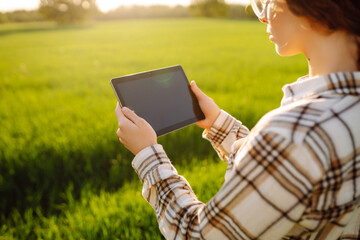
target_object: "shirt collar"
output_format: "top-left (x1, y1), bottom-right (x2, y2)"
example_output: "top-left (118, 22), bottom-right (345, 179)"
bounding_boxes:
top-left (281, 72), bottom-right (360, 106)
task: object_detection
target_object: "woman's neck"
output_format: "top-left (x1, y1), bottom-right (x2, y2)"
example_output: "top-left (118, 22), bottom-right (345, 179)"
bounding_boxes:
top-left (305, 31), bottom-right (358, 77)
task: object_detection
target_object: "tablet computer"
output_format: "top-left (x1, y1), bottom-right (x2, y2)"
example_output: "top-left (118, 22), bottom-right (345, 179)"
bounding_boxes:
top-left (110, 65), bottom-right (205, 136)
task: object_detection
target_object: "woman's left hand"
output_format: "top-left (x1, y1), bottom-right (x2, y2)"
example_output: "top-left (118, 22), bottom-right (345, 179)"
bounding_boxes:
top-left (115, 102), bottom-right (157, 155)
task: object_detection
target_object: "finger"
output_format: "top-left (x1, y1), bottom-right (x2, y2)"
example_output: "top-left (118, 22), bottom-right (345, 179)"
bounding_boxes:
top-left (116, 128), bottom-right (123, 142)
top-left (122, 107), bottom-right (142, 125)
top-left (115, 102), bottom-right (125, 120)
top-left (190, 81), bottom-right (207, 100)
top-left (115, 103), bottom-right (133, 128)
top-left (118, 136), bottom-right (125, 145)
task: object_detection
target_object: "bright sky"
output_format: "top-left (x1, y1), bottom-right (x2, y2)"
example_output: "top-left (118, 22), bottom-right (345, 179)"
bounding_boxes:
top-left (0, 0), bottom-right (249, 12)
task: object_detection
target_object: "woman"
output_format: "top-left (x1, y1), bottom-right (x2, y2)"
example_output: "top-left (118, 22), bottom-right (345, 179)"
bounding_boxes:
top-left (115, 0), bottom-right (360, 239)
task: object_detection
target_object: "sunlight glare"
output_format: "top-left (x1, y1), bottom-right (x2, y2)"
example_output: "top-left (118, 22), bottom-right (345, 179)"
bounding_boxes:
top-left (0, 0), bottom-right (250, 12)
top-left (98, 0), bottom-right (190, 12)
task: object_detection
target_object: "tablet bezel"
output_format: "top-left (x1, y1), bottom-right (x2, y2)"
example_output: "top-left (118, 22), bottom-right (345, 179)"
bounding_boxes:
top-left (110, 65), bottom-right (205, 136)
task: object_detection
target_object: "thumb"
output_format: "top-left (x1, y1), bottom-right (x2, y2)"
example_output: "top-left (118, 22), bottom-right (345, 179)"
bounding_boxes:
top-left (190, 81), bottom-right (207, 100)
top-left (122, 107), bottom-right (141, 125)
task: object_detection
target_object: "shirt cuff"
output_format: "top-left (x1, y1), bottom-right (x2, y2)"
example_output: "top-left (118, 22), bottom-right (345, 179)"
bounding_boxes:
top-left (202, 110), bottom-right (237, 146)
top-left (132, 144), bottom-right (177, 186)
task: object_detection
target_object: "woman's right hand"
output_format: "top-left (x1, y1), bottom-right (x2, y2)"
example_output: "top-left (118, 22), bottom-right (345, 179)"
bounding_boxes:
top-left (190, 81), bottom-right (220, 130)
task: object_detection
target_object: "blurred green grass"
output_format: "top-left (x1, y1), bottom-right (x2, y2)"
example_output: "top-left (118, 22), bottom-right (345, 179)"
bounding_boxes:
top-left (0, 19), bottom-right (306, 239)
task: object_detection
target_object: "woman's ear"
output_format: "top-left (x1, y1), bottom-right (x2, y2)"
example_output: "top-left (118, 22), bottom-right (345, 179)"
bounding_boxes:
top-left (299, 17), bottom-right (312, 31)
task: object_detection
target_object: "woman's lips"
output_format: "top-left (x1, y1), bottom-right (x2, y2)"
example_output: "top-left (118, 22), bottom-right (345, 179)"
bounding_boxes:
top-left (267, 30), bottom-right (274, 42)
top-left (269, 34), bottom-right (274, 42)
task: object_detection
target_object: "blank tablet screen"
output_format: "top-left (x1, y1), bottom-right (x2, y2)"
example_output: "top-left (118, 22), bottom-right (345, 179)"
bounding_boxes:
top-left (111, 65), bottom-right (204, 136)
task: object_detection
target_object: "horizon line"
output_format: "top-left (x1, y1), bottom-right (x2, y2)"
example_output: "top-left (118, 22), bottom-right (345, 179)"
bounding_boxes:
top-left (0, 1), bottom-right (249, 13)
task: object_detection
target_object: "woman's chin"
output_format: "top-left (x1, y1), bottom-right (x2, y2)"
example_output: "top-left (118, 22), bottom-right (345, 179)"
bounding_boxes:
top-left (275, 47), bottom-right (288, 56)
top-left (274, 45), bottom-right (285, 56)
top-left (274, 43), bottom-right (297, 56)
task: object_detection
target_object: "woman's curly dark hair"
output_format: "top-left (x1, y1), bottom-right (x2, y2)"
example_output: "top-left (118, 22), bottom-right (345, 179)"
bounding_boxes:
top-left (286, 0), bottom-right (360, 70)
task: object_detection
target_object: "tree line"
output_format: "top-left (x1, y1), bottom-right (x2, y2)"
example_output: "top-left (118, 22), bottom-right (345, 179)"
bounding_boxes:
top-left (0, 0), bottom-right (256, 24)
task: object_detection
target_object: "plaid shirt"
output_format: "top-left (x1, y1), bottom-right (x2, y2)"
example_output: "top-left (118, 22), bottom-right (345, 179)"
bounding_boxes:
top-left (132, 72), bottom-right (360, 239)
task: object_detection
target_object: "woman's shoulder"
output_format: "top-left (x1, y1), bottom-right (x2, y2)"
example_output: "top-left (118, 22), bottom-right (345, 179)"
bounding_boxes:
top-left (253, 95), bottom-right (360, 145)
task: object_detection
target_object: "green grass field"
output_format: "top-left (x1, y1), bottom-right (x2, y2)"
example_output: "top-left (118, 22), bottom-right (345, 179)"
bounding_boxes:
top-left (0, 19), bottom-right (306, 239)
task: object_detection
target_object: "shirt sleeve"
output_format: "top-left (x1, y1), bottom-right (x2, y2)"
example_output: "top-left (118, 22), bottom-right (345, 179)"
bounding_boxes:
top-left (132, 129), bottom-right (323, 239)
top-left (202, 110), bottom-right (250, 162)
